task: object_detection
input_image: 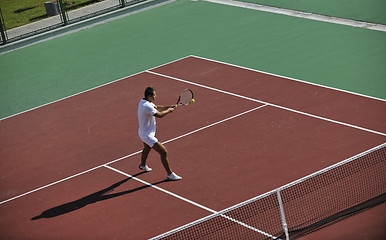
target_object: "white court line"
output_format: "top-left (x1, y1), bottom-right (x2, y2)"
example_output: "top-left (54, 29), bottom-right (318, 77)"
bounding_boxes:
top-left (0, 55), bottom-right (192, 121)
top-left (1, 54), bottom-right (383, 237)
top-left (104, 165), bottom-right (215, 213)
top-left (2, 54), bottom-right (383, 122)
top-left (0, 150), bottom-right (141, 205)
top-left (163, 105), bottom-right (267, 144)
top-left (189, 55), bottom-right (386, 102)
top-left (146, 70), bottom-right (386, 137)
top-left (0, 106), bottom-right (265, 205)
top-left (202, 0), bottom-right (386, 32)
top-left (104, 165), bottom-right (278, 240)
top-left (0, 165), bottom-right (103, 205)
top-left (2, 56), bottom-right (384, 202)
top-left (0, 0), bottom-right (178, 55)
top-left (149, 140), bottom-right (386, 240)
top-left (2, 55), bottom-right (384, 121)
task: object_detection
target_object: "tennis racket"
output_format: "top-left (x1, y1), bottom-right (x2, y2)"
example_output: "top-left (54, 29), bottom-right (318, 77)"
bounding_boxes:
top-left (176, 89), bottom-right (195, 107)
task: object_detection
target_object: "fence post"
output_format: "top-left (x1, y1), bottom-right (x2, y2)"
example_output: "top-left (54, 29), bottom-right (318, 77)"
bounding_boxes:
top-left (276, 189), bottom-right (290, 240)
top-left (0, 7), bottom-right (7, 44)
top-left (120, 0), bottom-right (126, 7)
top-left (57, 0), bottom-right (68, 25)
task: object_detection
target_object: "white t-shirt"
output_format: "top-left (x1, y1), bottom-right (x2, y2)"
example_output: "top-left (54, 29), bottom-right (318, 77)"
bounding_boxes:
top-left (138, 98), bottom-right (157, 137)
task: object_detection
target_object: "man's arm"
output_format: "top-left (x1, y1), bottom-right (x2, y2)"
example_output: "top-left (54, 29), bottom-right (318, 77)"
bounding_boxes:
top-left (154, 106), bottom-right (175, 118)
top-left (155, 105), bottom-right (175, 111)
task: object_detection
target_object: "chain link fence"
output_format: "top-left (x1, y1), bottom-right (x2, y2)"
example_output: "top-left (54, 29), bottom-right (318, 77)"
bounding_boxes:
top-left (0, 0), bottom-right (147, 45)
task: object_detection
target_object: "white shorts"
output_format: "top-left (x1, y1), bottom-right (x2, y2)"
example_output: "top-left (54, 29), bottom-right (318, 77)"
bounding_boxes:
top-left (139, 133), bottom-right (158, 148)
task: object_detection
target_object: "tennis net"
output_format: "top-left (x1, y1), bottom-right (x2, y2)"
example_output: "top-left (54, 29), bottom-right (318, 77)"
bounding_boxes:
top-left (152, 143), bottom-right (386, 240)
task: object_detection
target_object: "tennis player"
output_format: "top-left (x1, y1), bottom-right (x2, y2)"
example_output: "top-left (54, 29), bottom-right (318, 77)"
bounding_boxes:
top-left (137, 87), bottom-right (182, 181)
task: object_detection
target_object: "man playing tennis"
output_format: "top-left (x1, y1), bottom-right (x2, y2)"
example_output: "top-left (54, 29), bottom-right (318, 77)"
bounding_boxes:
top-left (137, 87), bottom-right (182, 181)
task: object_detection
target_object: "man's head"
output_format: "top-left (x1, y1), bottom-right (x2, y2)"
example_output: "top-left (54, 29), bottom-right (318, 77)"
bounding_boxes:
top-left (144, 87), bottom-right (156, 102)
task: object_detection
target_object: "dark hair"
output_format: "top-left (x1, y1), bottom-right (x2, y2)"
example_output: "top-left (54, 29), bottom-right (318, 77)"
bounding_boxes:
top-left (144, 87), bottom-right (156, 98)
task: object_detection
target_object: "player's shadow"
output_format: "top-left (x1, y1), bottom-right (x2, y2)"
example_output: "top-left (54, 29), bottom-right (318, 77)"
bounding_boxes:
top-left (31, 171), bottom-right (168, 220)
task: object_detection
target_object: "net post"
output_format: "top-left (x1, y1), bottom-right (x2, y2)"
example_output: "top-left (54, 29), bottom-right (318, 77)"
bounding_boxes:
top-left (276, 189), bottom-right (290, 240)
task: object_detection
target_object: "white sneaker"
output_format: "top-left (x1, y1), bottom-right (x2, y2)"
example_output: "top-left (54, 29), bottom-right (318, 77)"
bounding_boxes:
top-left (138, 165), bottom-right (152, 172)
top-left (167, 172), bottom-right (182, 181)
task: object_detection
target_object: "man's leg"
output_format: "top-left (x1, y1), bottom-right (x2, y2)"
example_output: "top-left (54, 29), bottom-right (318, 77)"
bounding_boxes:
top-left (140, 142), bottom-right (151, 167)
top-left (152, 141), bottom-right (173, 175)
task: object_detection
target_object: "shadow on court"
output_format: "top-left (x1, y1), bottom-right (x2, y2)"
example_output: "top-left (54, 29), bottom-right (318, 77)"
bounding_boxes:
top-left (31, 171), bottom-right (169, 220)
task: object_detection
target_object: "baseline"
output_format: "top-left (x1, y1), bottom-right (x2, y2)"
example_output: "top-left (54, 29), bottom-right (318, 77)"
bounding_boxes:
top-left (191, 55), bottom-right (385, 102)
top-left (0, 55), bottom-right (190, 121)
top-left (2, 54), bottom-right (383, 121)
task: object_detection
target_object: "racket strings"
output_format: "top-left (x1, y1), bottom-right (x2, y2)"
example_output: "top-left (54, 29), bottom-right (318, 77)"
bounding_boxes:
top-left (180, 91), bottom-right (193, 105)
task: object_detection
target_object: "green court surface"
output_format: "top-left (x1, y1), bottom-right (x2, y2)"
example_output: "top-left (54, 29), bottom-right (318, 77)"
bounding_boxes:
top-left (0, 0), bottom-right (385, 119)
top-left (243, 0), bottom-right (386, 24)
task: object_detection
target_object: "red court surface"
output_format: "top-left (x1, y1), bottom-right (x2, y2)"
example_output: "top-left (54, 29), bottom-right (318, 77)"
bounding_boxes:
top-left (0, 56), bottom-right (385, 239)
